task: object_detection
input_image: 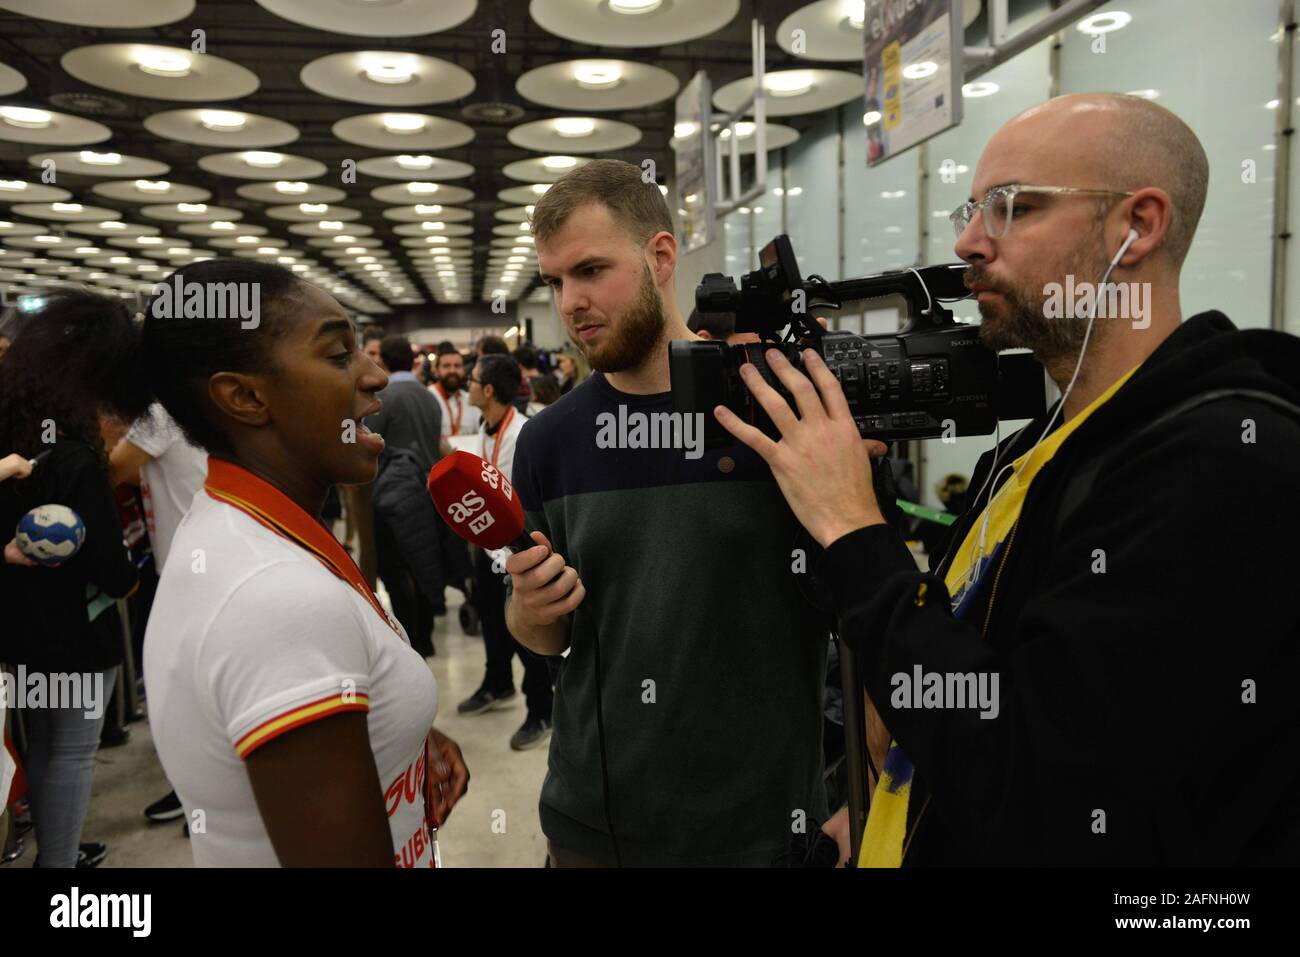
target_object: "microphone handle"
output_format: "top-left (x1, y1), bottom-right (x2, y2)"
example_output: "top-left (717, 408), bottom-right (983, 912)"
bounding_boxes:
top-left (508, 532), bottom-right (539, 554)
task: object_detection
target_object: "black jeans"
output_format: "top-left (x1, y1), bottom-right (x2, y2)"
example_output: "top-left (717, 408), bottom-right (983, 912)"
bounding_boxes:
top-left (474, 547), bottom-right (553, 720)
top-left (376, 517), bottom-right (436, 658)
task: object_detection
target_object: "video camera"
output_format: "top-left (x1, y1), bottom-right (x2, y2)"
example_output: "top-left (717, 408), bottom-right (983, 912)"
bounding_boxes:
top-left (669, 235), bottom-right (1046, 446)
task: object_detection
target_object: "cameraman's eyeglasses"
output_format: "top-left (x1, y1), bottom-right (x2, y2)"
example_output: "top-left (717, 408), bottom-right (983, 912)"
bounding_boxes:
top-left (949, 184), bottom-right (1134, 239)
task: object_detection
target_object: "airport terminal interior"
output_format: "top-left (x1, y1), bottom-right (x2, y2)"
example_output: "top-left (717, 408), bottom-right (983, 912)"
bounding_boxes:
top-left (1, 0), bottom-right (1298, 873)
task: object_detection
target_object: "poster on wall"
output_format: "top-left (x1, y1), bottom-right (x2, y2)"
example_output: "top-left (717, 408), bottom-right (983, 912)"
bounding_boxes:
top-left (864, 0), bottom-right (964, 166)
top-left (673, 71), bottom-right (716, 253)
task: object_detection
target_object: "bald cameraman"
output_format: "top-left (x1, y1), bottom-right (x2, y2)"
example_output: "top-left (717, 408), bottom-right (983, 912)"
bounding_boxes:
top-left (718, 93), bottom-right (1300, 866)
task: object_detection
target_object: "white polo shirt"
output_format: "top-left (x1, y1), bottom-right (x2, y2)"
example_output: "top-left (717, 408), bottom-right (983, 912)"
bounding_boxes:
top-left (429, 383), bottom-right (481, 438)
top-left (125, 404), bottom-right (207, 572)
top-left (144, 491), bottom-right (439, 868)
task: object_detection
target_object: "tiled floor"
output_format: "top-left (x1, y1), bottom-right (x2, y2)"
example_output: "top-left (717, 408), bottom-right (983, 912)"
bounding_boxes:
top-left (4, 588), bottom-right (551, 868)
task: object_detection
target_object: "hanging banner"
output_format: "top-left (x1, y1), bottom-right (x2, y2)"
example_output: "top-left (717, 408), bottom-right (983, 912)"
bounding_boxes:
top-left (864, 0), bottom-right (964, 165)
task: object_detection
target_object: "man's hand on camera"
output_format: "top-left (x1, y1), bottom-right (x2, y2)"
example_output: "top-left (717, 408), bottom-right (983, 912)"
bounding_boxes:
top-left (715, 347), bottom-right (888, 548)
top-left (505, 530), bottom-right (585, 628)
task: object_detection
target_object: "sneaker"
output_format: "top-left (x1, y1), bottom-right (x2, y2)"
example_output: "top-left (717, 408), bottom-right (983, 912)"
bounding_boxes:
top-left (144, 790), bottom-right (183, 823)
top-left (510, 716), bottom-right (553, 751)
top-left (1, 835), bottom-right (23, 864)
top-left (33, 842), bottom-right (106, 869)
top-left (77, 842), bottom-right (107, 868)
top-left (457, 687), bottom-right (516, 716)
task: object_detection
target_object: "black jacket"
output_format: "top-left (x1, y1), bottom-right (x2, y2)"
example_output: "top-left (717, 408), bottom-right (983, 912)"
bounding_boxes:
top-left (372, 445), bottom-right (442, 606)
top-left (818, 312), bottom-right (1300, 866)
top-left (0, 439), bottom-right (136, 673)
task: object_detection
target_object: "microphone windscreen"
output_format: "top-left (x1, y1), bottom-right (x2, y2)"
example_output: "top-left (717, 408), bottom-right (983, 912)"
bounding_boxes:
top-left (426, 450), bottom-right (526, 550)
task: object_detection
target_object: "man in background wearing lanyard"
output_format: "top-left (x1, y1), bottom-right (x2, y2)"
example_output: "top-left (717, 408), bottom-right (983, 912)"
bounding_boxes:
top-left (430, 343), bottom-right (482, 451)
top-left (457, 355), bottom-right (555, 752)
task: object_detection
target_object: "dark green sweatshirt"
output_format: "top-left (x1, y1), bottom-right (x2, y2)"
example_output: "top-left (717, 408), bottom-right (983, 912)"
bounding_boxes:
top-left (509, 372), bottom-right (828, 866)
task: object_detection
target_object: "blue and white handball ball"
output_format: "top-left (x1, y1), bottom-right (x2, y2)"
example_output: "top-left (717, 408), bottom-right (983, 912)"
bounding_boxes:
top-left (16, 504), bottom-right (86, 566)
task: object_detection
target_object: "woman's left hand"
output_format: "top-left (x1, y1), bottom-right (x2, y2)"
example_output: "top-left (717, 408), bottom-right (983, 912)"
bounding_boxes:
top-left (427, 727), bottom-right (469, 824)
top-left (5, 537), bottom-right (37, 567)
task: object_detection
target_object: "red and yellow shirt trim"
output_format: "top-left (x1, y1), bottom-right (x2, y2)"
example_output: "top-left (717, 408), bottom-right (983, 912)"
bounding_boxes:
top-left (234, 692), bottom-right (371, 759)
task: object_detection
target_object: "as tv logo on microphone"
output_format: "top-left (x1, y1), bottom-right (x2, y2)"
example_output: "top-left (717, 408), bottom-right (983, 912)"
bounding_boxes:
top-left (444, 463), bottom-right (514, 537)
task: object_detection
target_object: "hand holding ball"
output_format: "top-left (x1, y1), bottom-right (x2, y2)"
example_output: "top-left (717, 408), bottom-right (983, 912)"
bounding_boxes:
top-left (15, 504), bottom-right (85, 566)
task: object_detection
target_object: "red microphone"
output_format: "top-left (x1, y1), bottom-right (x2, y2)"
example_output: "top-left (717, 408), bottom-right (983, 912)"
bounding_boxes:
top-left (426, 450), bottom-right (539, 554)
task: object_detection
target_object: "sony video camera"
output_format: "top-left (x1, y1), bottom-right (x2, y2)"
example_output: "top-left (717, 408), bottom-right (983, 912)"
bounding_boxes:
top-left (669, 235), bottom-right (1046, 446)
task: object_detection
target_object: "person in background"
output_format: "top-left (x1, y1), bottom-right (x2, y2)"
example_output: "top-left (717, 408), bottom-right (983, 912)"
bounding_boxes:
top-left (361, 327), bottom-right (385, 368)
top-left (367, 334), bottom-right (444, 657)
top-left (141, 259), bottom-right (466, 867)
top-left (1, 450), bottom-right (35, 853)
top-left (0, 291), bottom-right (152, 868)
top-left (429, 342), bottom-right (482, 449)
top-left (552, 349), bottom-right (589, 396)
top-left (459, 355), bottom-right (553, 751)
top-left (109, 404), bottom-right (209, 826)
top-left (686, 307), bottom-right (761, 345)
top-left (475, 335), bottom-right (510, 357)
top-left (427, 342), bottom-right (480, 620)
top-left (527, 374), bottom-right (561, 415)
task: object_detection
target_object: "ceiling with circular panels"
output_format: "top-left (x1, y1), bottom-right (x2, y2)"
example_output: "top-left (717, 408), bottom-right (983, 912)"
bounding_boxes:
top-left (0, 0), bottom-right (930, 316)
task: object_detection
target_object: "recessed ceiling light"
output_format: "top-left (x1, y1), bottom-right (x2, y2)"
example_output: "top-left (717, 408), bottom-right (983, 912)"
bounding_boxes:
top-left (80, 151), bottom-right (122, 165)
top-left (766, 71), bottom-right (814, 97)
top-left (166, 247), bottom-right (188, 255)
top-left (414, 204), bottom-right (442, 215)
top-left (212, 221), bottom-right (237, 230)
top-left (962, 81), bottom-right (999, 98)
top-left (274, 181), bottom-right (309, 194)
top-left (356, 256), bottom-right (376, 263)
top-left (177, 202), bottom-right (208, 214)
top-left (844, 0), bottom-right (866, 28)
top-left (345, 246), bottom-right (366, 254)
top-left (542, 155), bottom-right (578, 170)
top-left (236, 235), bottom-right (258, 243)
top-left (0, 106), bottom-right (52, 129)
top-left (135, 49), bottom-right (193, 78)
top-left (1076, 11), bottom-right (1131, 34)
top-left (51, 202), bottom-right (83, 213)
top-left (35, 235), bottom-right (60, 244)
top-left (863, 110), bottom-right (882, 126)
top-left (299, 203), bottom-right (328, 214)
top-left (674, 121), bottom-right (699, 139)
top-left (361, 54), bottom-right (417, 85)
top-left (901, 62), bottom-right (938, 80)
top-left (421, 222), bottom-right (446, 230)
top-left (574, 62), bottom-right (622, 90)
top-left (610, 0), bottom-right (662, 13)
top-left (76, 246), bottom-right (99, 254)
top-left (319, 221), bottom-right (344, 230)
top-left (396, 154), bottom-right (434, 170)
top-left (100, 221), bottom-right (126, 230)
top-left (257, 246), bottom-right (277, 254)
top-left (554, 117), bottom-right (596, 138)
top-left (243, 151), bottom-right (283, 168)
top-left (200, 109), bottom-right (247, 132)
top-left (137, 236), bottom-right (164, 245)
top-left (383, 113), bottom-right (426, 134)
top-left (135, 179), bottom-right (171, 192)
top-left (530, 183), bottom-right (549, 195)
top-left (333, 235), bottom-right (357, 243)
top-left (0, 180), bottom-right (26, 191)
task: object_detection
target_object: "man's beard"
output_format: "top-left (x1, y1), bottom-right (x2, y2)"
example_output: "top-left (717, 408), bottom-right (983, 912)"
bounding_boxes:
top-left (439, 372), bottom-right (462, 392)
top-left (570, 265), bottom-right (666, 374)
top-left (965, 241), bottom-right (1111, 365)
